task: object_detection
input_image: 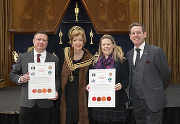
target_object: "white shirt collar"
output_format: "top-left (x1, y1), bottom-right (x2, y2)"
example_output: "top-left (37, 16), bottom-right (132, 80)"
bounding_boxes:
top-left (34, 49), bottom-right (47, 63)
top-left (34, 49), bottom-right (46, 58)
top-left (134, 41), bottom-right (145, 51)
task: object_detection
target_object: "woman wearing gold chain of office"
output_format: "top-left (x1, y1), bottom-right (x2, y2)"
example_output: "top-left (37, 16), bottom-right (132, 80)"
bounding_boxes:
top-left (59, 26), bottom-right (94, 124)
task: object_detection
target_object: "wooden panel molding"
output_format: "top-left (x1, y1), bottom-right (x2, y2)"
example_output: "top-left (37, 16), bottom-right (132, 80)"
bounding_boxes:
top-left (81, 0), bottom-right (139, 34)
top-left (9, 0), bottom-right (139, 34)
top-left (10, 0), bottom-right (71, 33)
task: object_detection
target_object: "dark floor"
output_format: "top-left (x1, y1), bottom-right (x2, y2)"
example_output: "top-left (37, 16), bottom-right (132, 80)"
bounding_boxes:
top-left (0, 86), bottom-right (20, 113)
top-left (0, 83), bottom-right (180, 113)
top-left (165, 83), bottom-right (180, 107)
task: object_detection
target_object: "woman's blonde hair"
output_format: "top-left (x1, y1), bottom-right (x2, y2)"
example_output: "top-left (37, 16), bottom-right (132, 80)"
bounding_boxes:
top-left (68, 26), bottom-right (86, 45)
top-left (94, 34), bottom-right (125, 65)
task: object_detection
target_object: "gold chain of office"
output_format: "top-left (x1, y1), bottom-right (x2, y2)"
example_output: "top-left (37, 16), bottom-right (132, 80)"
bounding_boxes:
top-left (65, 47), bottom-right (94, 71)
top-left (65, 47), bottom-right (94, 81)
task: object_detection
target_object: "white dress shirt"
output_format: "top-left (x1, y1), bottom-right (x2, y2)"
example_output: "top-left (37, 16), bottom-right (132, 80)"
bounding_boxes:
top-left (133, 42), bottom-right (145, 65)
top-left (18, 49), bottom-right (47, 83)
top-left (34, 49), bottom-right (46, 63)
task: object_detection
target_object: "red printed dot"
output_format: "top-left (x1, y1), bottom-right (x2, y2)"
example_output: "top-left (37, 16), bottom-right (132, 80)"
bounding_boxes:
top-left (37, 89), bottom-right (41, 93)
top-left (102, 96), bottom-right (106, 101)
top-left (42, 88), bottom-right (47, 93)
top-left (32, 89), bottom-right (36, 93)
top-left (97, 97), bottom-right (101, 102)
top-left (48, 88), bottom-right (52, 93)
top-left (107, 96), bottom-right (111, 101)
top-left (92, 97), bottom-right (96, 101)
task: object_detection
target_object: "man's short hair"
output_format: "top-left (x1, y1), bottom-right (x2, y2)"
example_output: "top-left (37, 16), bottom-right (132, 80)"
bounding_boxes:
top-left (129, 23), bottom-right (146, 34)
top-left (34, 31), bottom-right (48, 40)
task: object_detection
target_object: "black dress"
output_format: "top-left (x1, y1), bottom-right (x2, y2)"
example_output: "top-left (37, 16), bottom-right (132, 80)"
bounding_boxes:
top-left (65, 59), bottom-right (82, 124)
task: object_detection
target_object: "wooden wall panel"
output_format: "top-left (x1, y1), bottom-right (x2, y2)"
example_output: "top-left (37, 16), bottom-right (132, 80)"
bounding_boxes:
top-left (10, 0), bottom-right (71, 33)
top-left (10, 0), bottom-right (139, 34)
top-left (4, 74), bottom-right (18, 87)
top-left (82, 0), bottom-right (139, 33)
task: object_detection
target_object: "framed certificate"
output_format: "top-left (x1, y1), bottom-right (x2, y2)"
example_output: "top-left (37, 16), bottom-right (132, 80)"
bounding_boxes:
top-left (28, 62), bottom-right (56, 99)
top-left (88, 69), bottom-right (115, 107)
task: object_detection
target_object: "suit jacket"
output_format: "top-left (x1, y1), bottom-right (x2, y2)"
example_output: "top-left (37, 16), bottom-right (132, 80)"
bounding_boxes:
top-left (90, 58), bottom-right (129, 106)
top-left (126, 43), bottom-right (171, 112)
top-left (9, 50), bottom-right (60, 108)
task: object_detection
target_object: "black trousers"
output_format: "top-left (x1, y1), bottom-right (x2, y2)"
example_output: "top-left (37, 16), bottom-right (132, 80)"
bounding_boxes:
top-left (19, 103), bottom-right (53, 124)
top-left (132, 95), bottom-right (163, 124)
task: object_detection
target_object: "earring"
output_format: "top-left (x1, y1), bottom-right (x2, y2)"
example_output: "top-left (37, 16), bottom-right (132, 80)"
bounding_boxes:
top-left (72, 45), bottom-right (73, 47)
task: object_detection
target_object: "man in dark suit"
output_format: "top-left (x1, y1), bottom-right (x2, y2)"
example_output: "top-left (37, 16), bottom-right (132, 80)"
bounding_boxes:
top-left (126, 23), bottom-right (171, 124)
top-left (9, 31), bottom-right (60, 124)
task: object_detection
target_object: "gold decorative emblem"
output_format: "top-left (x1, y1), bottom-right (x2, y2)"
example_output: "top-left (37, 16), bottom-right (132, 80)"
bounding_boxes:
top-left (12, 51), bottom-right (19, 63)
top-left (69, 71), bottom-right (74, 82)
top-left (27, 46), bottom-right (34, 52)
top-left (109, 72), bottom-right (112, 76)
top-left (90, 28), bottom-right (94, 44)
top-left (53, 52), bottom-right (57, 57)
top-left (74, 2), bottom-right (79, 22)
top-left (48, 65), bottom-right (52, 69)
top-left (59, 28), bottom-right (63, 44)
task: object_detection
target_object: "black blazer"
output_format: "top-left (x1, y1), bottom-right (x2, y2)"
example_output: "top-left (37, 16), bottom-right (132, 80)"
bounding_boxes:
top-left (89, 58), bottom-right (129, 106)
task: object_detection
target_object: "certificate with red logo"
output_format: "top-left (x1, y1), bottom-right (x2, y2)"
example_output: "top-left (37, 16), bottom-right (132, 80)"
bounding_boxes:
top-left (28, 62), bottom-right (55, 99)
top-left (88, 69), bottom-right (115, 107)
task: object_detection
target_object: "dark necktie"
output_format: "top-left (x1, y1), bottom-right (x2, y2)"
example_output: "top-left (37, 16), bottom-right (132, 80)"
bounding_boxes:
top-left (135, 48), bottom-right (141, 66)
top-left (37, 54), bottom-right (41, 63)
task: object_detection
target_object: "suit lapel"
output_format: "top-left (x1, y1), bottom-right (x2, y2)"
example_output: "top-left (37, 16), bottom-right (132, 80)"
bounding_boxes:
top-left (128, 49), bottom-right (134, 73)
top-left (23, 51), bottom-right (34, 73)
top-left (45, 52), bottom-right (53, 62)
top-left (28, 51), bottom-right (34, 63)
top-left (127, 49), bottom-right (134, 94)
top-left (45, 52), bottom-right (49, 62)
top-left (140, 43), bottom-right (149, 80)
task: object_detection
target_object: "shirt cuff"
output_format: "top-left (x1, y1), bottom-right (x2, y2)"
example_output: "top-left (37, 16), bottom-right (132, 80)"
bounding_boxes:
top-left (18, 76), bottom-right (23, 84)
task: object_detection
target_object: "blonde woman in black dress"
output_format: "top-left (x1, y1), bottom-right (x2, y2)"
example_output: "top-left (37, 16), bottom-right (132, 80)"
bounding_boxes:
top-left (86, 34), bottom-right (129, 124)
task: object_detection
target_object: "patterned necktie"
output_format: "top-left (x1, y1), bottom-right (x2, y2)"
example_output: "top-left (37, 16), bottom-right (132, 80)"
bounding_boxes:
top-left (37, 54), bottom-right (41, 63)
top-left (135, 48), bottom-right (141, 66)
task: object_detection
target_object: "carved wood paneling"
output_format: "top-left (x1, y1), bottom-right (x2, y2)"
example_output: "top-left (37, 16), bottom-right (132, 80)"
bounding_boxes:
top-left (11, 0), bottom-right (71, 33)
top-left (10, 0), bottom-right (139, 34)
top-left (82, 0), bottom-right (139, 33)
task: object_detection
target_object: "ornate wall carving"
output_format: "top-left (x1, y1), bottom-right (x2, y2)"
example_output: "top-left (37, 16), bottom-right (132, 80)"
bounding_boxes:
top-left (10, 0), bottom-right (139, 33)
top-left (11, 0), bottom-right (70, 32)
top-left (82, 0), bottom-right (139, 33)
